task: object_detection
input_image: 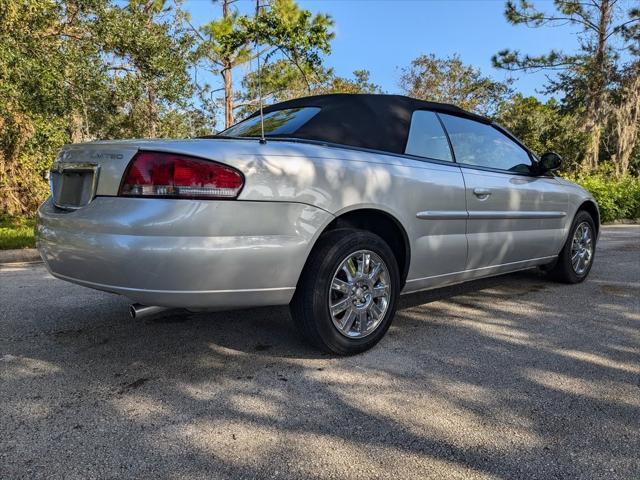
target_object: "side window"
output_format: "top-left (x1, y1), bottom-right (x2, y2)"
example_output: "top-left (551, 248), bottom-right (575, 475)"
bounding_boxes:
top-left (405, 111), bottom-right (453, 162)
top-left (439, 114), bottom-right (533, 173)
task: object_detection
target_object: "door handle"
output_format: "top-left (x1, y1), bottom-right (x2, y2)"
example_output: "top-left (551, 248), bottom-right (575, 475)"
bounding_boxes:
top-left (473, 188), bottom-right (492, 198)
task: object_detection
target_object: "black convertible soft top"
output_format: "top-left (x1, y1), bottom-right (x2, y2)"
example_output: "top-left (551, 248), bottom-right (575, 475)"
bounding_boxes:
top-left (241, 94), bottom-right (493, 154)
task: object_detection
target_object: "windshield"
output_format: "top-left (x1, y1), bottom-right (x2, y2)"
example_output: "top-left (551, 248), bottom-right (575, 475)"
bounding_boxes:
top-left (221, 107), bottom-right (320, 137)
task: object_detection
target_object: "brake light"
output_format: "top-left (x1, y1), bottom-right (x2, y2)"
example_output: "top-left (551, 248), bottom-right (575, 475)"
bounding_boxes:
top-left (119, 151), bottom-right (244, 199)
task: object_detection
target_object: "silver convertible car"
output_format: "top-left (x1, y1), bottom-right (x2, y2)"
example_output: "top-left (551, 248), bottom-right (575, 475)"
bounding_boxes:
top-left (37, 94), bottom-right (599, 354)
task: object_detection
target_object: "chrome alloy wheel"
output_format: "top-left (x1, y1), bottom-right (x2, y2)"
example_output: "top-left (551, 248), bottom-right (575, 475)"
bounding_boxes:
top-left (328, 250), bottom-right (391, 338)
top-left (571, 221), bottom-right (593, 275)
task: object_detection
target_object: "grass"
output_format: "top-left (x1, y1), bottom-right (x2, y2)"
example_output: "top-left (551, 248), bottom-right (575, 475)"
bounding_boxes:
top-left (0, 216), bottom-right (36, 249)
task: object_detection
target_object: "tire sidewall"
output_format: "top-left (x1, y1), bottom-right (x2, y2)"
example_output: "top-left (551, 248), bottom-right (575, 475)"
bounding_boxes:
top-left (309, 230), bottom-right (400, 354)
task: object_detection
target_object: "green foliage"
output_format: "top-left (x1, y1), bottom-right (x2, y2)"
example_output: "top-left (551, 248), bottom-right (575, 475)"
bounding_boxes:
top-left (249, 0), bottom-right (334, 69)
top-left (0, 0), bottom-right (96, 214)
top-left (238, 60), bottom-right (381, 118)
top-left (495, 94), bottom-right (588, 170)
top-left (0, 0), bottom-right (206, 215)
top-left (0, 215), bottom-right (35, 250)
top-left (197, 0), bottom-right (334, 73)
top-left (196, 0), bottom-right (334, 127)
top-left (94, 0), bottom-right (200, 138)
top-left (562, 171), bottom-right (640, 222)
top-left (399, 54), bottom-right (512, 116)
top-left (198, 7), bottom-right (251, 65)
top-left (495, 0), bottom-right (625, 76)
top-left (493, 0), bottom-right (640, 174)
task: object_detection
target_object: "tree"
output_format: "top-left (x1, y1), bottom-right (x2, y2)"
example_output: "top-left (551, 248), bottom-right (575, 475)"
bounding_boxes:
top-left (195, 0), bottom-right (251, 129)
top-left (195, 0), bottom-right (333, 128)
top-left (495, 95), bottom-right (587, 171)
top-left (493, 0), bottom-right (640, 172)
top-left (0, 0), bottom-right (204, 215)
top-left (609, 62), bottom-right (640, 175)
top-left (237, 59), bottom-right (381, 118)
top-left (326, 70), bottom-right (382, 95)
top-left (399, 54), bottom-right (512, 116)
top-left (609, 9), bottom-right (640, 175)
top-left (0, 0), bottom-right (108, 214)
top-left (95, 0), bottom-right (197, 138)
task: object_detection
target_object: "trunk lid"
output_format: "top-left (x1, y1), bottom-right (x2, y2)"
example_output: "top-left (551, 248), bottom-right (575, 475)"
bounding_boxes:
top-left (49, 136), bottom-right (347, 209)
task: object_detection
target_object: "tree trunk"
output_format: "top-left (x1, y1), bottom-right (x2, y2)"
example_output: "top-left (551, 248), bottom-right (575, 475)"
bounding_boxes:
top-left (147, 86), bottom-right (158, 138)
top-left (222, 64), bottom-right (234, 128)
top-left (70, 111), bottom-right (85, 144)
top-left (143, 2), bottom-right (158, 138)
top-left (221, 0), bottom-right (234, 129)
top-left (582, 0), bottom-right (612, 172)
top-left (583, 117), bottom-right (602, 172)
top-left (613, 68), bottom-right (640, 176)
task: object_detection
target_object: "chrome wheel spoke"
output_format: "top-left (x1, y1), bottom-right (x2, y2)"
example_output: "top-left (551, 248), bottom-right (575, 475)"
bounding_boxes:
top-left (358, 311), bottom-right (368, 333)
top-left (340, 308), bottom-right (357, 332)
top-left (331, 278), bottom-right (351, 294)
top-left (368, 262), bottom-right (382, 282)
top-left (362, 253), bottom-right (371, 275)
top-left (346, 257), bottom-right (358, 278)
top-left (571, 251), bottom-right (580, 266)
top-left (371, 284), bottom-right (388, 298)
top-left (330, 297), bottom-right (350, 316)
top-left (370, 301), bottom-right (384, 320)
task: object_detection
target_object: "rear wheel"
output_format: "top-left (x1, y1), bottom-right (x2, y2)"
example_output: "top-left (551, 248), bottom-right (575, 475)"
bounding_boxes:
top-left (547, 210), bottom-right (596, 283)
top-left (291, 229), bottom-right (400, 355)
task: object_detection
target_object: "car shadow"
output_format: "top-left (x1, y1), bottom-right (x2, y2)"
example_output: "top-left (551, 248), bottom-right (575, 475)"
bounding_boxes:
top-left (2, 230), bottom-right (639, 479)
top-left (146, 268), bottom-right (549, 360)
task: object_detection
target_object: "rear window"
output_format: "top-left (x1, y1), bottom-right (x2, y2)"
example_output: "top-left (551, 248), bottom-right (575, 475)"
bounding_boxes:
top-left (221, 107), bottom-right (320, 137)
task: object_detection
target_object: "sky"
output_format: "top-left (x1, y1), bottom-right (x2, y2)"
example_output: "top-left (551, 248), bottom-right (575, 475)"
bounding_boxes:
top-left (181, 0), bottom-right (592, 100)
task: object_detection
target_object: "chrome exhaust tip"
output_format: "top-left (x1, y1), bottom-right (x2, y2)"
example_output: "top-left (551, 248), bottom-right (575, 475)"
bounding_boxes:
top-left (129, 303), bottom-right (168, 320)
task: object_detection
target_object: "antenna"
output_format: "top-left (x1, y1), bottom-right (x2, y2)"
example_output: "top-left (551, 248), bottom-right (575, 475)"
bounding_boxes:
top-left (256, 0), bottom-right (266, 144)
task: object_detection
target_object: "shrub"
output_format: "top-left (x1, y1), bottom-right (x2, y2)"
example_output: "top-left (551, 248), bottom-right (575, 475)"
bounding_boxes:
top-left (562, 172), bottom-right (640, 223)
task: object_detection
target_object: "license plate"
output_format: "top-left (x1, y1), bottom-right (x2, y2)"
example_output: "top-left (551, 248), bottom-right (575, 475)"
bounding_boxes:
top-left (50, 163), bottom-right (100, 209)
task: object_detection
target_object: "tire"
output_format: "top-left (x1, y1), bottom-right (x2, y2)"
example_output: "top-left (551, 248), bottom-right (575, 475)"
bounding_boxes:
top-left (291, 228), bottom-right (400, 355)
top-left (547, 210), bottom-right (597, 284)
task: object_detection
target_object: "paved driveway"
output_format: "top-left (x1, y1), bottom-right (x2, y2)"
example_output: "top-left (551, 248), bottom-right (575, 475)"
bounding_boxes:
top-left (1, 226), bottom-right (638, 479)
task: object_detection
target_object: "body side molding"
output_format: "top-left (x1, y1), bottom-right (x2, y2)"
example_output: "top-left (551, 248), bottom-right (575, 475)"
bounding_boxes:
top-left (416, 210), bottom-right (566, 220)
top-left (416, 211), bottom-right (469, 220)
top-left (469, 211), bottom-right (566, 220)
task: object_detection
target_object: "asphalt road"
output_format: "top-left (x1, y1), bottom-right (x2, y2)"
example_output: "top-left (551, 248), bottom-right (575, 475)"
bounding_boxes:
top-left (1, 225), bottom-right (639, 480)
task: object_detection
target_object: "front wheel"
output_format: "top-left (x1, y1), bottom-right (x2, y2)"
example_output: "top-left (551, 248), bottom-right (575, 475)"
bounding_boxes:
top-left (547, 210), bottom-right (597, 283)
top-left (291, 229), bottom-right (400, 355)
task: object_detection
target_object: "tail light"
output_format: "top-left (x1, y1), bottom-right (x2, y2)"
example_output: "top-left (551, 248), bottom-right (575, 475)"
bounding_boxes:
top-left (119, 151), bottom-right (244, 199)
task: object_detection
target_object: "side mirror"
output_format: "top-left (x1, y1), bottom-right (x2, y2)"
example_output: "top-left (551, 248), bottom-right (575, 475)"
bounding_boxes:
top-left (537, 152), bottom-right (562, 174)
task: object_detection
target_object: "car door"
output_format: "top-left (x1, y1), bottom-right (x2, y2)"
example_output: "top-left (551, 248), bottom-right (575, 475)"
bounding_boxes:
top-left (438, 113), bottom-right (568, 270)
top-left (401, 110), bottom-right (468, 292)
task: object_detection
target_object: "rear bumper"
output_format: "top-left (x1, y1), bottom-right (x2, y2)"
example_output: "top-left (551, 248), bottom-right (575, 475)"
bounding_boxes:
top-left (36, 197), bottom-right (332, 308)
